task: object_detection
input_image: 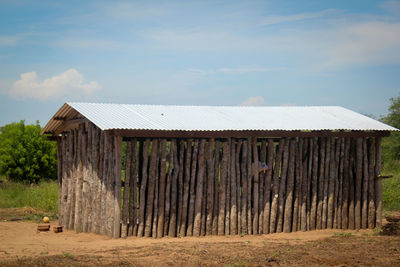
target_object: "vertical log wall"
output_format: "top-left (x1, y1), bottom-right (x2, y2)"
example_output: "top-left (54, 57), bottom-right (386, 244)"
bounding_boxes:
top-left (57, 125), bottom-right (384, 238)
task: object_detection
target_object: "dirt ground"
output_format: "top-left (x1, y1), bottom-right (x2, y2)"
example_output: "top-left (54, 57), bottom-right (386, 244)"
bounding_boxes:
top-left (0, 209), bottom-right (400, 266)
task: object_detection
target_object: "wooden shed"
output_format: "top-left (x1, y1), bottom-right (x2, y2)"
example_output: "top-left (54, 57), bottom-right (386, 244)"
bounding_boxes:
top-left (42, 103), bottom-right (397, 238)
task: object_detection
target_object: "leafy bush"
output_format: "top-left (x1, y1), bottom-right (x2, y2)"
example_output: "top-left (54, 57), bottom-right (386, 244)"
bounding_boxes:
top-left (0, 121), bottom-right (57, 183)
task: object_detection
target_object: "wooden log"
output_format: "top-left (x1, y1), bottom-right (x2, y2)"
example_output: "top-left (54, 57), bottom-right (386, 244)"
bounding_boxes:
top-left (348, 138), bottom-right (356, 229)
top-left (74, 125), bottom-right (84, 233)
top-left (368, 138), bottom-right (376, 228)
top-left (206, 139), bottom-right (215, 235)
top-left (327, 138), bottom-right (336, 229)
top-left (236, 140), bottom-right (242, 234)
top-left (375, 137), bottom-right (382, 228)
top-left (306, 138), bottom-right (313, 230)
top-left (321, 138), bottom-right (331, 229)
top-left (129, 138), bottom-right (138, 236)
top-left (296, 138), bottom-right (304, 231)
top-left (122, 141), bottom-right (132, 237)
top-left (113, 135), bottom-right (123, 238)
top-left (247, 138), bottom-right (252, 235)
top-left (310, 137), bottom-right (319, 230)
top-left (240, 140), bottom-right (248, 235)
top-left (316, 138), bottom-right (325, 229)
top-left (333, 138), bottom-right (341, 229)
top-left (106, 133), bottom-right (115, 237)
top-left (292, 138), bottom-right (301, 232)
top-left (354, 138), bottom-right (363, 230)
top-left (230, 140), bottom-right (238, 235)
top-left (361, 138), bottom-right (369, 229)
top-left (99, 131), bottom-right (106, 234)
top-left (212, 140), bottom-right (221, 235)
top-left (341, 138), bottom-right (350, 229)
top-left (263, 139), bottom-right (274, 234)
top-left (91, 125), bottom-right (101, 234)
top-left (277, 138), bottom-right (289, 233)
top-left (187, 139), bottom-right (199, 236)
top-left (167, 140), bottom-right (178, 236)
top-left (180, 139), bottom-right (193, 237)
top-left (300, 138), bottom-right (309, 231)
top-left (201, 165), bottom-right (207, 236)
top-left (269, 139), bottom-right (285, 233)
top-left (174, 139), bottom-right (185, 237)
top-left (218, 140), bottom-right (229, 235)
top-left (152, 144), bottom-right (161, 238)
top-left (283, 139), bottom-right (296, 233)
top-left (337, 138), bottom-right (345, 229)
top-left (145, 139), bottom-right (159, 237)
top-left (258, 140), bottom-right (266, 233)
top-left (85, 124), bottom-right (92, 233)
top-left (137, 139), bottom-right (150, 237)
top-left (225, 138), bottom-right (231, 235)
top-left (164, 140), bottom-right (174, 236)
top-left (156, 139), bottom-right (167, 238)
top-left (193, 139), bottom-right (206, 236)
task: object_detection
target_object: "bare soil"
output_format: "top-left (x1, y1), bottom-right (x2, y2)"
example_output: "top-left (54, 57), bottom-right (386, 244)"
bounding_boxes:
top-left (0, 209), bottom-right (399, 266)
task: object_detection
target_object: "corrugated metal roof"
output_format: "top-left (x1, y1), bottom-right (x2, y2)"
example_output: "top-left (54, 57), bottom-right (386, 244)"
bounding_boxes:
top-left (42, 102), bottom-right (398, 134)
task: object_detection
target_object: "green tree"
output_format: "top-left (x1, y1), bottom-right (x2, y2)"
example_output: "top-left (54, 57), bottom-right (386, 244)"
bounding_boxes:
top-left (382, 95), bottom-right (400, 165)
top-left (0, 121), bottom-right (57, 183)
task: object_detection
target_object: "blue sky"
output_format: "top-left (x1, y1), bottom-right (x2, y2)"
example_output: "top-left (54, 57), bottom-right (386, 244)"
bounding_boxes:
top-left (1, 0), bottom-right (400, 126)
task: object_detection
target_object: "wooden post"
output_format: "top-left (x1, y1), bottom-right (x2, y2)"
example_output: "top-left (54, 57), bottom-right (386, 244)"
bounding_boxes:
top-left (167, 140), bottom-right (179, 236)
top-left (122, 141), bottom-right (132, 237)
top-left (301, 138), bottom-right (309, 231)
top-left (247, 138), bottom-right (252, 235)
top-left (174, 139), bottom-right (185, 237)
top-left (309, 137), bottom-right (318, 230)
top-left (341, 138), bottom-right (350, 229)
top-left (156, 139), bottom-right (167, 238)
top-left (187, 139), bottom-right (199, 236)
top-left (241, 140), bottom-right (248, 235)
top-left (193, 139), bottom-right (206, 236)
top-left (164, 140), bottom-right (174, 236)
top-left (277, 138), bottom-right (289, 233)
top-left (218, 140), bottom-right (229, 235)
top-left (316, 138), bottom-right (325, 229)
top-left (337, 138), bottom-right (345, 229)
top-left (296, 138), bottom-right (304, 231)
top-left (368, 138), bottom-right (376, 228)
top-left (258, 140), bottom-right (266, 233)
top-left (74, 126), bottom-right (84, 233)
top-left (333, 138), bottom-right (341, 229)
top-left (270, 139), bottom-right (284, 233)
top-left (283, 139), bottom-right (296, 233)
top-left (375, 137), bottom-right (382, 228)
top-left (129, 139), bottom-right (138, 236)
top-left (306, 138), bottom-right (313, 230)
top-left (348, 138), bottom-right (356, 229)
top-left (180, 139), bottom-right (192, 237)
top-left (212, 140), bottom-right (221, 235)
top-left (225, 138), bottom-right (231, 235)
top-left (137, 139), bottom-right (150, 237)
top-left (206, 139), bottom-right (215, 235)
top-left (327, 138), bottom-right (336, 229)
top-left (263, 139), bottom-right (274, 234)
top-left (292, 138), bottom-right (302, 232)
top-left (61, 134), bottom-right (69, 228)
top-left (362, 138), bottom-right (369, 229)
top-left (57, 137), bottom-right (63, 226)
top-left (113, 135), bottom-right (122, 238)
top-left (152, 144), bottom-right (161, 238)
top-left (106, 133), bottom-right (115, 237)
top-left (145, 139), bottom-right (158, 237)
top-left (236, 140), bottom-right (242, 234)
top-left (231, 140), bottom-right (238, 235)
top-left (99, 131), bottom-right (106, 235)
top-left (321, 138), bottom-right (331, 229)
top-left (355, 138), bottom-right (363, 230)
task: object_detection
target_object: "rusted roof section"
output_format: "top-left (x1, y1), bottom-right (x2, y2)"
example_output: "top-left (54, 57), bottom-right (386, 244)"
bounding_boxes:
top-left (41, 102), bottom-right (398, 135)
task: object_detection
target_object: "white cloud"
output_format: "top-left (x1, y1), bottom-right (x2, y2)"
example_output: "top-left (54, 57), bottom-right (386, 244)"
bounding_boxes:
top-left (0, 35), bottom-right (18, 47)
top-left (10, 69), bottom-right (100, 100)
top-left (239, 96), bottom-right (265, 106)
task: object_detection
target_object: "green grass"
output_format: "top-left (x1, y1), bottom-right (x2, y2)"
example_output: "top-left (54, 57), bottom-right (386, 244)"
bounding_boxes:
top-left (382, 162), bottom-right (400, 211)
top-left (0, 179), bottom-right (58, 213)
